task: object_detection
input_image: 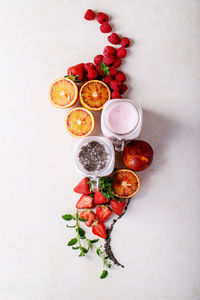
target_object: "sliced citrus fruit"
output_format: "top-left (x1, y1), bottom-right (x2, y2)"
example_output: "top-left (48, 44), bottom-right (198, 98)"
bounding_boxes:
top-left (65, 107), bottom-right (95, 138)
top-left (79, 80), bottom-right (111, 111)
top-left (111, 169), bottom-right (140, 198)
top-left (48, 77), bottom-right (78, 108)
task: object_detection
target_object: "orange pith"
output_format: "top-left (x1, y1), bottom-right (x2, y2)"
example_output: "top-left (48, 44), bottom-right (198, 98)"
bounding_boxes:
top-left (49, 78), bottom-right (78, 108)
top-left (79, 80), bottom-right (111, 111)
top-left (111, 169), bottom-right (140, 198)
top-left (65, 107), bottom-right (95, 138)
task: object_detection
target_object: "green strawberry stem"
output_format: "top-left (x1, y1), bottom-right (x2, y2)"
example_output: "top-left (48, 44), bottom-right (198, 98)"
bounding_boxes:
top-left (104, 199), bottom-right (131, 268)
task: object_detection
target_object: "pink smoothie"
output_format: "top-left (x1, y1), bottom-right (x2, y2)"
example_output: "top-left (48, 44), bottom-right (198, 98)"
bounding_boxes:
top-left (107, 102), bottom-right (139, 134)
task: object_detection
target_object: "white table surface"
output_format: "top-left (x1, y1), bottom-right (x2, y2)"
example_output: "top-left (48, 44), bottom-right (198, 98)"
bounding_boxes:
top-left (1, 1), bottom-right (200, 299)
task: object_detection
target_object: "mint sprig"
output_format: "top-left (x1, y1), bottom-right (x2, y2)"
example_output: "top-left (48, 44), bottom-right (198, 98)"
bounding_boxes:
top-left (100, 62), bottom-right (109, 76)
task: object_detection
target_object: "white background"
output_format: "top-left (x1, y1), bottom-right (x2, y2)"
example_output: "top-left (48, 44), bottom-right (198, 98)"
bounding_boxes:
top-left (1, 0), bottom-right (200, 299)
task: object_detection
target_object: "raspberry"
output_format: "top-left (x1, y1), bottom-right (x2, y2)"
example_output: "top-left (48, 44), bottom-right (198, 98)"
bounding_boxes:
top-left (97, 12), bottom-right (109, 24)
top-left (84, 9), bottom-right (96, 20)
top-left (103, 46), bottom-right (116, 57)
top-left (84, 62), bottom-right (95, 72)
top-left (108, 33), bottom-right (120, 45)
top-left (120, 37), bottom-right (130, 48)
top-left (110, 80), bottom-right (121, 91)
top-left (96, 64), bottom-right (106, 77)
top-left (103, 75), bottom-right (113, 85)
top-left (103, 55), bottom-right (115, 66)
top-left (113, 57), bottom-right (122, 67)
top-left (120, 83), bottom-right (128, 94)
top-left (117, 47), bottom-right (127, 58)
top-left (112, 91), bottom-right (122, 99)
top-left (115, 71), bottom-right (126, 82)
top-left (87, 68), bottom-right (98, 80)
top-left (94, 55), bottom-right (103, 65)
top-left (100, 22), bottom-right (112, 33)
top-left (109, 66), bottom-right (117, 76)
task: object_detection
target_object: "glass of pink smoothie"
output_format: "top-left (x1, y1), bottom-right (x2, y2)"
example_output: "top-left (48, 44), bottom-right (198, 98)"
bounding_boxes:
top-left (101, 99), bottom-right (143, 151)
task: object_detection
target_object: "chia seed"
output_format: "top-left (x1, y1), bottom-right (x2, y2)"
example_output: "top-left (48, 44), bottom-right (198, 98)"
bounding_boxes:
top-left (78, 141), bottom-right (109, 172)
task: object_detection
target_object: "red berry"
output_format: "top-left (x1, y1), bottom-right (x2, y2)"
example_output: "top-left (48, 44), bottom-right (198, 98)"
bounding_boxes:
top-left (74, 177), bottom-right (90, 194)
top-left (117, 47), bottom-right (127, 58)
top-left (97, 12), bottom-right (109, 24)
top-left (120, 83), bottom-right (128, 94)
top-left (76, 195), bottom-right (93, 209)
top-left (115, 71), bottom-right (126, 82)
top-left (103, 75), bottom-right (113, 85)
top-left (109, 66), bottom-right (117, 76)
top-left (120, 37), bottom-right (130, 48)
top-left (94, 54), bottom-right (103, 65)
top-left (92, 222), bottom-right (107, 239)
top-left (80, 209), bottom-right (96, 227)
top-left (103, 46), bottom-right (116, 57)
top-left (103, 55), bottom-right (115, 66)
top-left (84, 9), bottom-right (96, 20)
top-left (84, 62), bottom-right (95, 72)
top-left (96, 64), bottom-right (105, 77)
top-left (110, 199), bottom-right (126, 215)
top-left (110, 80), bottom-right (121, 91)
top-left (113, 57), bottom-right (122, 68)
top-left (108, 33), bottom-right (120, 45)
top-left (100, 22), bottom-right (112, 33)
top-left (112, 91), bottom-right (122, 99)
top-left (87, 69), bottom-right (98, 80)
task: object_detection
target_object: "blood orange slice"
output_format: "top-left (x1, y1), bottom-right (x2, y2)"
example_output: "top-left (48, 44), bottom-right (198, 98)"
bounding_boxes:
top-left (65, 107), bottom-right (95, 138)
top-left (111, 169), bottom-right (140, 198)
top-left (49, 77), bottom-right (78, 108)
top-left (79, 80), bottom-right (111, 111)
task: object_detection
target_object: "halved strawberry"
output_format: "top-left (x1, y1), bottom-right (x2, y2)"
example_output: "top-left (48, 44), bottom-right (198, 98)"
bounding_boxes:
top-left (74, 178), bottom-right (91, 194)
top-left (92, 221), bottom-right (107, 239)
top-left (67, 63), bottom-right (85, 82)
top-left (80, 209), bottom-right (96, 227)
top-left (76, 195), bottom-right (93, 209)
top-left (96, 206), bottom-right (112, 222)
top-left (94, 191), bottom-right (110, 205)
top-left (110, 199), bottom-right (126, 215)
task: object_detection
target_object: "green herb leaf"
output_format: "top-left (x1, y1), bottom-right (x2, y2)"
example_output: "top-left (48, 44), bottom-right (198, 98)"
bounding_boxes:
top-left (72, 246), bottom-right (80, 250)
top-left (67, 238), bottom-right (78, 246)
top-left (100, 270), bottom-right (108, 279)
top-left (77, 227), bottom-right (85, 237)
top-left (80, 235), bottom-right (86, 240)
top-left (79, 217), bottom-right (87, 222)
top-left (66, 224), bottom-right (76, 228)
top-left (98, 176), bottom-right (115, 200)
top-left (90, 239), bottom-right (99, 243)
top-left (80, 247), bottom-right (88, 253)
top-left (62, 214), bottom-right (73, 221)
top-left (100, 62), bottom-right (110, 76)
top-left (96, 248), bottom-right (101, 256)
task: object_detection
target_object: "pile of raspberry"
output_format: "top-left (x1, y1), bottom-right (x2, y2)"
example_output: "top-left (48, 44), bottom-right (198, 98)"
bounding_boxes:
top-left (84, 9), bottom-right (131, 99)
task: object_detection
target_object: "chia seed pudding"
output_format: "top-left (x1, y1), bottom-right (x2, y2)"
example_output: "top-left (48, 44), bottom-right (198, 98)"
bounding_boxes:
top-left (78, 140), bottom-right (110, 173)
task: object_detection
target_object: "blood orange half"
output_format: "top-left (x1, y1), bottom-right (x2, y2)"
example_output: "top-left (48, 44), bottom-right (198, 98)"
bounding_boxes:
top-left (79, 80), bottom-right (111, 111)
top-left (49, 77), bottom-right (78, 108)
top-left (65, 107), bottom-right (95, 138)
top-left (111, 169), bottom-right (140, 198)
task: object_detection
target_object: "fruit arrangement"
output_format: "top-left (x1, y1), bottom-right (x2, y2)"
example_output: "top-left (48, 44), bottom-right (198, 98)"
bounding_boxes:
top-left (49, 9), bottom-right (154, 279)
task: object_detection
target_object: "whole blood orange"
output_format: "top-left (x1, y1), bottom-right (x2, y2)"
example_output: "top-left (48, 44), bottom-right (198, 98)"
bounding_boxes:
top-left (79, 80), bottom-right (111, 111)
top-left (65, 107), bottom-right (95, 138)
top-left (49, 77), bottom-right (78, 108)
top-left (111, 169), bottom-right (140, 198)
top-left (123, 140), bottom-right (153, 171)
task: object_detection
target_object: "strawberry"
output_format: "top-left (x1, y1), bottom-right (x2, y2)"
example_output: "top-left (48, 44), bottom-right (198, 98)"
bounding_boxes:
top-left (84, 9), bottom-right (96, 20)
top-left (67, 63), bottom-right (85, 81)
top-left (92, 221), bottom-right (107, 239)
top-left (96, 206), bottom-right (112, 222)
top-left (117, 47), bottom-right (127, 58)
top-left (97, 12), bottom-right (109, 24)
top-left (74, 177), bottom-right (91, 194)
top-left (120, 37), bottom-right (130, 48)
top-left (76, 195), bottom-right (93, 209)
top-left (94, 191), bottom-right (110, 205)
top-left (100, 22), bottom-right (112, 33)
top-left (112, 91), bottom-right (122, 99)
top-left (110, 199), bottom-right (126, 215)
top-left (108, 33), bottom-right (120, 45)
top-left (80, 209), bottom-right (96, 227)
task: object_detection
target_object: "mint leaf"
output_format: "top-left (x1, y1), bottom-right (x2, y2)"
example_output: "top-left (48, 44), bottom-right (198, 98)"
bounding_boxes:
top-left (72, 246), bottom-right (80, 250)
top-left (62, 214), bottom-right (73, 221)
top-left (67, 238), bottom-right (78, 246)
top-left (100, 270), bottom-right (108, 279)
top-left (79, 217), bottom-right (87, 222)
top-left (66, 224), bottom-right (76, 228)
top-left (90, 239), bottom-right (99, 243)
top-left (77, 227), bottom-right (85, 237)
top-left (80, 247), bottom-right (88, 253)
top-left (100, 62), bottom-right (110, 76)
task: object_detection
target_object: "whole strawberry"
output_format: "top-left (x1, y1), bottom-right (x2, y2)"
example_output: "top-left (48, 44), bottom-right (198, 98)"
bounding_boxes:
top-left (94, 191), bottom-right (110, 205)
top-left (67, 63), bottom-right (85, 82)
top-left (110, 199), bottom-right (126, 215)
